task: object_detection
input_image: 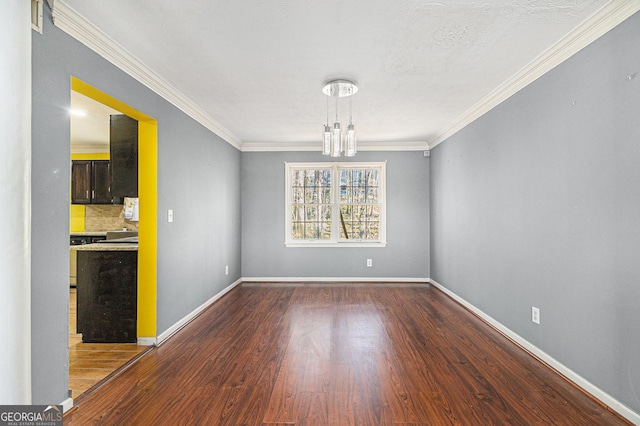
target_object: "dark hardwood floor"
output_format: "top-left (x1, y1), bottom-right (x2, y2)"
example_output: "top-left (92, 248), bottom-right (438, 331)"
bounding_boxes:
top-left (64, 283), bottom-right (630, 425)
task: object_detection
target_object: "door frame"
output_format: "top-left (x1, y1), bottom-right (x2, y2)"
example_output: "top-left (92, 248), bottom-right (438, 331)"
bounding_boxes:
top-left (71, 76), bottom-right (157, 341)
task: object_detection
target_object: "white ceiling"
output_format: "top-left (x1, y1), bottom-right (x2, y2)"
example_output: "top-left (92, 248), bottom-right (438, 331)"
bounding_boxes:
top-left (70, 90), bottom-right (120, 153)
top-left (59, 0), bottom-right (616, 151)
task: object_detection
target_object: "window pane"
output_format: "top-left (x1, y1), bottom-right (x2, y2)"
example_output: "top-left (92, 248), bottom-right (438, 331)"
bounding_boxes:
top-left (336, 166), bottom-right (382, 241)
top-left (367, 170), bottom-right (379, 186)
top-left (305, 187), bottom-right (317, 204)
top-left (352, 169), bottom-right (362, 186)
top-left (340, 169), bottom-right (351, 186)
top-left (292, 170), bottom-right (304, 187)
top-left (339, 185), bottom-right (350, 204)
top-left (305, 222), bottom-right (319, 239)
top-left (318, 169), bottom-right (331, 187)
top-left (340, 205), bottom-right (352, 221)
top-left (319, 221), bottom-right (331, 239)
top-left (354, 187), bottom-right (366, 203)
top-left (305, 170), bottom-right (317, 187)
top-left (288, 167), bottom-right (332, 241)
top-left (305, 205), bottom-right (317, 221)
top-left (355, 205), bottom-right (367, 219)
top-left (367, 205), bottom-right (380, 220)
top-left (320, 205), bottom-right (332, 221)
top-left (291, 205), bottom-right (304, 221)
top-left (320, 187), bottom-right (331, 204)
top-left (292, 222), bottom-right (304, 239)
top-left (351, 221), bottom-right (364, 239)
top-left (343, 221), bottom-right (352, 239)
top-left (366, 187), bottom-right (379, 203)
top-left (366, 221), bottom-right (380, 239)
top-left (292, 187), bottom-right (304, 203)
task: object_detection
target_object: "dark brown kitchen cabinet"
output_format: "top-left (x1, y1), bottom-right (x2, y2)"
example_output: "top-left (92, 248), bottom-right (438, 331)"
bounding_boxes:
top-left (76, 250), bottom-right (137, 343)
top-left (110, 114), bottom-right (138, 198)
top-left (71, 160), bottom-right (114, 204)
top-left (71, 160), bottom-right (92, 204)
top-left (91, 161), bottom-right (113, 203)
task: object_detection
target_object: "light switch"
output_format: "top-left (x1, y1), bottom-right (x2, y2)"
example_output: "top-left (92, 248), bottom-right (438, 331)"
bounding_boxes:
top-left (168, 209), bottom-right (173, 223)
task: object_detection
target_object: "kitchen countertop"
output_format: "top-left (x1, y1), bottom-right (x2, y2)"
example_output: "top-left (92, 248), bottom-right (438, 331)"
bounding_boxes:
top-left (70, 242), bottom-right (138, 251)
top-left (71, 231), bottom-right (108, 236)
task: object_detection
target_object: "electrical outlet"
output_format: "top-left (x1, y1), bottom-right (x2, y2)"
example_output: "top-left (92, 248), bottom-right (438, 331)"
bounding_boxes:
top-left (225, 265), bottom-right (229, 275)
top-left (532, 306), bottom-right (540, 325)
top-left (367, 259), bottom-right (372, 267)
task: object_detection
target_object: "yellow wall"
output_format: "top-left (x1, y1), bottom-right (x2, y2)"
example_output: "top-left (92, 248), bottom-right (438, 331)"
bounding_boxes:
top-left (71, 77), bottom-right (157, 340)
top-left (69, 153), bottom-right (110, 232)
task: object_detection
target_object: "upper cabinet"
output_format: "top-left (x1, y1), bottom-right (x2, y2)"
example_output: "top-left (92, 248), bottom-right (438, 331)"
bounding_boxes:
top-left (91, 161), bottom-right (113, 204)
top-left (71, 160), bottom-right (113, 204)
top-left (71, 114), bottom-right (138, 204)
top-left (110, 115), bottom-right (138, 198)
top-left (71, 160), bottom-right (92, 204)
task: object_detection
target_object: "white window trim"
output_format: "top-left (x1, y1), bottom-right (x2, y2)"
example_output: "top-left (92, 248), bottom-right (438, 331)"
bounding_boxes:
top-left (285, 161), bottom-right (387, 248)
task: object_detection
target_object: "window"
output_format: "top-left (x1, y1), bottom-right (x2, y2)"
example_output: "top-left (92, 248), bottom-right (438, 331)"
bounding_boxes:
top-left (285, 162), bottom-right (386, 247)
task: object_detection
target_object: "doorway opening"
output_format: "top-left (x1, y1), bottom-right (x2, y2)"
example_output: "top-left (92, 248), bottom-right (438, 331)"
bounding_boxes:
top-left (68, 77), bottom-right (157, 399)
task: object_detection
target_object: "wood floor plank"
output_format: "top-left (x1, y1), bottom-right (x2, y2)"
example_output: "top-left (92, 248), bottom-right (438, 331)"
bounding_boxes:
top-left (65, 283), bottom-right (631, 425)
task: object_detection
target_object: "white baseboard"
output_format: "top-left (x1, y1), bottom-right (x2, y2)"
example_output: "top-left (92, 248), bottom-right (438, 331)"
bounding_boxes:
top-left (137, 337), bottom-right (157, 346)
top-left (428, 278), bottom-right (640, 425)
top-left (61, 397), bottom-right (73, 413)
top-left (241, 276), bottom-right (430, 283)
top-left (156, 279), bottom-right (242, 344)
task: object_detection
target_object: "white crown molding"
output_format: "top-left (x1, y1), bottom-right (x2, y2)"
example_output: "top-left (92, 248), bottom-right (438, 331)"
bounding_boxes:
top-left (242, 140), bottom-right (429, 152)
top-left (358, 140), bottom-right (430, 151)
top-left (241, 141), bottom-right (323, 152)
top-left (428, 279), bottom-right (640, 425)
top-left (52, 1), bottom-right (243, 151)
top-left (428, 0), bottom-right (640, 149)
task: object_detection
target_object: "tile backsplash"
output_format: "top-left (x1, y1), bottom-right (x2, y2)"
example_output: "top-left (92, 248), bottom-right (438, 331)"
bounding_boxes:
top-left (84, 205), bottom-right (139, 231)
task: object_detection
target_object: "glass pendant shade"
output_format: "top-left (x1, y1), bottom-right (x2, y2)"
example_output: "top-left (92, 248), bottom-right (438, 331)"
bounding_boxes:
top-left (322, 125), bottom-right (332, 155)
top-left (330, 122), bottom-right (341, 157)
top-left (345, 123), bottom-right (356, 157)
top-left (321, 79), bottom-right (357, 156)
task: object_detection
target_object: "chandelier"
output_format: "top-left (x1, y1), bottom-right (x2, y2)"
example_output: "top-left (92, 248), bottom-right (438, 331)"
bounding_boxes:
top-left (322, 79), bottom-right (358, 157)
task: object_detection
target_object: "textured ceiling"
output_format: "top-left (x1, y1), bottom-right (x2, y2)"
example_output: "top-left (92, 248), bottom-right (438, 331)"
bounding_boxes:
top-left (61, 0), bottom-right (610, 149)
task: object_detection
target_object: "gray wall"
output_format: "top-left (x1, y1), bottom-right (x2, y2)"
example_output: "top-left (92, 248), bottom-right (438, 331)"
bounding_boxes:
top-left (31, 4), bottom-right (241, 404)
top-left (430, 12), bottom-right (640, 414)
top-left (242, 151), bottom-right (429, 279)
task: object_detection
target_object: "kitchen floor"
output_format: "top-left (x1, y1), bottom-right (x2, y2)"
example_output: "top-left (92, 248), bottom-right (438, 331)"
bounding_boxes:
top-left (69, 288), bottom-right (149, 399)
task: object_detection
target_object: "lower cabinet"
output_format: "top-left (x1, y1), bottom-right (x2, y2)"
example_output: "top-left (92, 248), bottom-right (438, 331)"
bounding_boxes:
top-left (76, 250), bottom-right (137, 343)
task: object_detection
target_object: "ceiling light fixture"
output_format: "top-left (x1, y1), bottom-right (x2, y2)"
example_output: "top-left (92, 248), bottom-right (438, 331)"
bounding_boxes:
top-left (322, 79), bottom-right (358, 157)
top-left (70, 109), bottom-right (87, 117)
